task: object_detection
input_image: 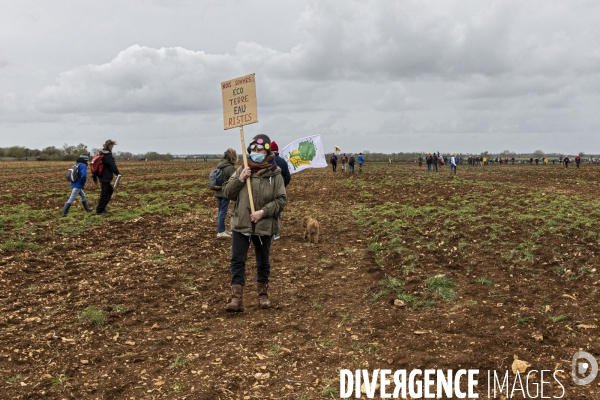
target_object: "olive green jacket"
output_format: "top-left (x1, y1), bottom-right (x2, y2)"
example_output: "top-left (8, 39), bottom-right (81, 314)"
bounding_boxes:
top-left (222, 165), bottom-right (287, 236)
top-left (213, 159), bottom-right (236, 198)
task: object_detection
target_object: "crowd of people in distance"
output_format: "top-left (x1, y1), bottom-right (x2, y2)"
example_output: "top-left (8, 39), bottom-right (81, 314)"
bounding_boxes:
top-left (329, 153), bottom-right (365, 174)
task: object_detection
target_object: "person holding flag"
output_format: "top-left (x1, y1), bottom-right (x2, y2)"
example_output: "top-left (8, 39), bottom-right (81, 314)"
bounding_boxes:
top-left (222, 134), bottom-right (287, 312)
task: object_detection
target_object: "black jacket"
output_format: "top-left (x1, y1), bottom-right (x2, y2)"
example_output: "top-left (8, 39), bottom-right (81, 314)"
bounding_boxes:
top-left (96, 151), bottom-right (120, 183)
top-left (274, 153), bottom-right (291, 187)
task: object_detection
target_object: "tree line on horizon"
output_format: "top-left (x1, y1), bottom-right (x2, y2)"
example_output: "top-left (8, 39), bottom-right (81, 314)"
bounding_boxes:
top-left (0, 144), bottom-right (594, 163)
top-left (0, 144), bottom-right (172, 161)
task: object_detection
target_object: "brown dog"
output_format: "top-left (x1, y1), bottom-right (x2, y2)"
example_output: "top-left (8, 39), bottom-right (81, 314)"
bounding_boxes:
top-left (302, 216), bottom-right (320, 244)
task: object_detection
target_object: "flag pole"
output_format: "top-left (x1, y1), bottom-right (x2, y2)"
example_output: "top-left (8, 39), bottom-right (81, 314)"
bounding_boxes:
top-left (239, 126), bottom-right (256, 213)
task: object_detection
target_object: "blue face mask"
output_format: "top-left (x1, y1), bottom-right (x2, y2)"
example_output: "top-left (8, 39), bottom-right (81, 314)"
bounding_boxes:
top-left (249, 153), bottom-right (265, 163)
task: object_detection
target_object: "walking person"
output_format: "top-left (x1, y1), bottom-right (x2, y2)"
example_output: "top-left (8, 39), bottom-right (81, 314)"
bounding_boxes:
top-left (222, 134), bottom-right (287, 312)
top-left (330, 153), bottom-right (338, 172)
top-left (270, 141), bottom-right (291, 240)
top-left (348, 154), bottom-right (355, 175)
top-left (426, 152), bottom-right (432, 171)
top-left (214, 148), bottom-right (237, 238)
top-left (564, 156), bottom-right (570, 169)
top-left (62, 154), bottom-right (94, 216)
top-left (340, 153), bottom-right (347, 172)
top-left (575, 155), bottom-right (581, 168)
top-left (358, 153), bottom-right (365, 172)
top-left (432, 152), bottom-right (438, 172)
top-left (418, 156), bottom-right (423, 167)
top-left (93, 139), bottom-right (121, 217)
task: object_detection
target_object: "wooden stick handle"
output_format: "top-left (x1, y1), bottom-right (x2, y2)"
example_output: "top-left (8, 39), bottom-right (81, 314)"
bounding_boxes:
top-left (239, 126), bottom-right (256, 213)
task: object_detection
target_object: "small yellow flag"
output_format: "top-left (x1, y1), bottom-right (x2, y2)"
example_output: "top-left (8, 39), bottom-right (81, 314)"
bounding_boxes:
top-left (334, 146), bottom-right (341, 152)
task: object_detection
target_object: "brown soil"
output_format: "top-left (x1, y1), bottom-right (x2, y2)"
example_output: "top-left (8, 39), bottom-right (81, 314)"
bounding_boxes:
top-left (1, 161), bottom-right (599, 399)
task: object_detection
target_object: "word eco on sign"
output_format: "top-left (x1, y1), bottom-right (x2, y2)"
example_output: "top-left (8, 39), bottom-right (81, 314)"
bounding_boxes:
top-left (221, 73), bottom-right (258, 130)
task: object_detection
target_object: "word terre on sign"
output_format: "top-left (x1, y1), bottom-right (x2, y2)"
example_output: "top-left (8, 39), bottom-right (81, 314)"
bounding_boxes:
top-left (221, 73), bottom-right (258, 130)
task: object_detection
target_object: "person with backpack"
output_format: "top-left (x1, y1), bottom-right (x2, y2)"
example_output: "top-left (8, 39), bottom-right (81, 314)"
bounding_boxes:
top-left (92, 139), bottom-right (121, 216)
top-left (213, 148), bottom-right (237, 238)
top-left (222, 134), bottom-right (287, 312)
top-left (62, 153), bottom-right (94, 216)
top-left (575, 155), bottom-right (581, 168)
top-left (432, 152), bottom-right (438, 172)
top-left (270, 141), bottom-right (290, 241)
top-left (341, 153), bottom-right (347, 171)
top-left (564, 156), bottom-right (570, 169)
top-left (348, 154), bottom-right (355, 175)
top-left (358, 153), bottom-right (365, 172)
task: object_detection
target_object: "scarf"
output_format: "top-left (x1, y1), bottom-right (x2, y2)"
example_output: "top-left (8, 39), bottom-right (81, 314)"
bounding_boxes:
top-left (247, 154), bottom-right (277, 175)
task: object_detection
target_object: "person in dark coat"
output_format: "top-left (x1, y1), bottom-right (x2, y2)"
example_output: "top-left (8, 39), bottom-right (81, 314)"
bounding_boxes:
top-left (270, 141), bottom-right (291, 240)
top-left (270, 141), bottom-right (291, 187)
top-left (93, 139), bottom-right (121, 216)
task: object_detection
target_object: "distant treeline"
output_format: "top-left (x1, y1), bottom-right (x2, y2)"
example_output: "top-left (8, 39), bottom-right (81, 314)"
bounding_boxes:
top-left (0, 144), bottom-right (172, 161)
top-left (1, 145), bottom-right (595, 163)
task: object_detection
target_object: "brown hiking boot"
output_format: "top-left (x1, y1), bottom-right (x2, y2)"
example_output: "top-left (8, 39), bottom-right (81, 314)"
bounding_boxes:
top-left (225, 284), bottom-right (244, 312)
top-left (257, 283), bottom-right (271, 309)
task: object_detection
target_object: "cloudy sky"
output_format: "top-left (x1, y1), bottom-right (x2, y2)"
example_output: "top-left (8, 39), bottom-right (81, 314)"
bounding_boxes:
top-left (1, 0), bottom-right (599, 155)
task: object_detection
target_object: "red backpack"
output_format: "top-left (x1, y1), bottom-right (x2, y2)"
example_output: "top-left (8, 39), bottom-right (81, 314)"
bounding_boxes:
top-left (90, 152), bottom-right (105, 176)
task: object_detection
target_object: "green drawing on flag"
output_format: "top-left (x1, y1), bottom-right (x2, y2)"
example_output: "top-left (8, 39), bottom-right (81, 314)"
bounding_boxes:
top-left (286, 139), bottom-right (317, 170)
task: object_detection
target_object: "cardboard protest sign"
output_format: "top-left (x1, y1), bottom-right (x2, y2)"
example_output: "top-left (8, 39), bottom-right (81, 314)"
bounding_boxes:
top-left (221, 73), bottom-right (258, 130)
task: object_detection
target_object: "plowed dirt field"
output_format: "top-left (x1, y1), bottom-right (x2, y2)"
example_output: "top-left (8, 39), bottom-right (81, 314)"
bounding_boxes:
top-left (1, 161), bottom-right (600, 399)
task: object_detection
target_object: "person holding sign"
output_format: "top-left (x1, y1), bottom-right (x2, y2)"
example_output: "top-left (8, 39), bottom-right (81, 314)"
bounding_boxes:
top-left (222, 134), bottom-right (287, 312)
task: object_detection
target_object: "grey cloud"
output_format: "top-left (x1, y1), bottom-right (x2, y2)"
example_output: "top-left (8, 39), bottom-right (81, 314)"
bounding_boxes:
top-left (36, 45), bottom-right (241, 113)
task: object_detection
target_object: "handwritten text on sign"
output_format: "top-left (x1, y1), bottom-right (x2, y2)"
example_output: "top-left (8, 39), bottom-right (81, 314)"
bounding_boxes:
top-left (221, 74), bottom-right (258, 130)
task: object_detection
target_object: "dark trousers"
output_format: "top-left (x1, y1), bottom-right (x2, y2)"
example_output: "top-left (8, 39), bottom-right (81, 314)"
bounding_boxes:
top-left (230, 232), bottom-right (272, 286)
top-left (331, 162), bottom-right (337, 172)
top-left (96, 182), bottom-right (113, 213)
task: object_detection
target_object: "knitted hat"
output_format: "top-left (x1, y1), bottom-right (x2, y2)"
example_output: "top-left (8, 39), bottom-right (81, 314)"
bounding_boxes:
top-left (270, 141), bottom-right (279, 152)
top-left (247, 134), bottom-right (272, 154)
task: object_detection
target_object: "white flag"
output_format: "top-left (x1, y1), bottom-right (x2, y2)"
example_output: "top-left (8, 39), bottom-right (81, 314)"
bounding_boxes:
top-left (280, 134), bottom-right (327, 174)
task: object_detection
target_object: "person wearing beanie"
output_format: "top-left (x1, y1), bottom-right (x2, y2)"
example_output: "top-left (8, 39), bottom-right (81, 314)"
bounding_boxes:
top-left (222, 134), bottom-right (287, 312)
top-left (269, 140), bottom-right (290, 240)
top-left (62, 153), bottom-right (94, 216)
top-left (93, 139), bottom-right (121, 216)
top-left (214, 148), bottom-right (237, 238)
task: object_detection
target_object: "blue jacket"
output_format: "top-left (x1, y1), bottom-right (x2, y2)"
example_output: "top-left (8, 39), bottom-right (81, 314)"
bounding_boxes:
top-left (358, 155), bottom-right (365, 164)
top-left (70, 160), bottom-right (88, 189)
